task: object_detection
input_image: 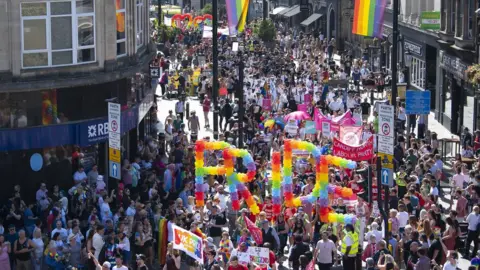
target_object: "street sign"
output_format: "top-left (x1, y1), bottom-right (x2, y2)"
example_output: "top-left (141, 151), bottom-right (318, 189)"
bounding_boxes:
top-left (377, 153), bottom-right (394, 169)
top-left (378, 104), bottom-right (394, 138)
top-left (109, 147), bottom-right (121, 163)
top-left (381, 168), bottom-right (394, 187)
top-left (405, 90), bottom-right (431, 115)
top-left (149, 65), bottom-right (160, 78)
top-left (377, 135), bottom-right (394, 155)
top-left (108, 102), bottom-right (121, 179)
top-left (109, 161), bottom-right (121, 179)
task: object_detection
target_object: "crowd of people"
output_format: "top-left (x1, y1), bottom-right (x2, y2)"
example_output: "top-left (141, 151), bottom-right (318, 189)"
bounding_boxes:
top-left (2, 18), bottom-right (480, 270)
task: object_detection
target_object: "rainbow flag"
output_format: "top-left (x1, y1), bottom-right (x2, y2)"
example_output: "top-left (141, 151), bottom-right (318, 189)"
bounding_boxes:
top-left (225, 0), bottom-right (250, 35)
top-left (352, 0), bottom-right (387, 38)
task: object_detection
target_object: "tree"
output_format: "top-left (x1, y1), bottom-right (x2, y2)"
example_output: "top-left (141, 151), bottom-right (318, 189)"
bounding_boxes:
top-left (201, 3), bottom-right (212, 15)
top-left (257, 19), bottom-right (275, 42)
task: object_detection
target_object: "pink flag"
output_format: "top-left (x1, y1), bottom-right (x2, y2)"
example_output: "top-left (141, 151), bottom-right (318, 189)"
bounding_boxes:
top-left (263, 99), bottom-right (272, 111)
top-left (306, 260), bottom-right (315, 270)
top-left (297, 104), bottom-right (308, 113)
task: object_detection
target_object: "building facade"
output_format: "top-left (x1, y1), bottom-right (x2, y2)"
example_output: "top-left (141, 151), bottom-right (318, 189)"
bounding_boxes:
top-left (436, 0), bottom-right (479, 135)
top-left (341, 0), bottom-right (480, 135)
top-left (0, 0), bottom-right (155, 200)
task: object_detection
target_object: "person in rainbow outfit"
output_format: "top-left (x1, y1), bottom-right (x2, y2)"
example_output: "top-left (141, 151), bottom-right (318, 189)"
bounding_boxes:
top-left (218, 231), bottom-right (234, 262)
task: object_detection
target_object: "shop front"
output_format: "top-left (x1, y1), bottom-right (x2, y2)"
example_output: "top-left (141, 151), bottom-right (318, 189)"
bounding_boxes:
top-left (437, 50), bottom-right (476, 135)
top-left (0, 79), bottom-right (154, 202)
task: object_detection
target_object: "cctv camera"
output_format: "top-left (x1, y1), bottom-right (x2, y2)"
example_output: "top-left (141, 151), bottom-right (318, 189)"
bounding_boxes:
top-left (476, 8), bottom-right (480, 15)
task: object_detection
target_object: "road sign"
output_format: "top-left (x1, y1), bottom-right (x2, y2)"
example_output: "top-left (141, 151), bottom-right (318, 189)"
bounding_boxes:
top-left (378, 104), bottom-right (394, 138)
top-left (109, 147), bottom-right (121, 163)
top-left (377, 135), bottom-right (394, 155)
top-left (108, 102), bottom-right (121, 179)
top-left (381, 168), bottom-right (394, 187)
top-left (108, 102), bottom-right (121, 149)
top-left (109, 161), bottom-right (121, 180)
top-left (149, 65), bottom-right (160, 78)
top-left (405, 90), bottom-right (431, 115)
top-left (377, 153), bottom-right (394, 169)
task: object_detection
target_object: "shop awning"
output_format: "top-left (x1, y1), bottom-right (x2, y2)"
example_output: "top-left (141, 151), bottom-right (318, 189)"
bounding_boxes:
top-left (300, 13), bottom-right (322, 26)
top-left (276, 5), bottom-right (293, 16)
top-left (282, 5), bottom-right (300, 17)
top-left (270, 6), bottom-right (287, 15)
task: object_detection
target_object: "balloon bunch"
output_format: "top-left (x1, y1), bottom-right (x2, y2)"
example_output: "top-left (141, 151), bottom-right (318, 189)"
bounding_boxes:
top-left (223, 148), bottom-right (259, 214)
top-left (171, 13), bottom-right (193, 31)
top-left (281, 139), bottom-right (359, 225)
top-left (194, 140), bottom-right (260, 214)
top-left (271, 152), bottom-right (282, 214)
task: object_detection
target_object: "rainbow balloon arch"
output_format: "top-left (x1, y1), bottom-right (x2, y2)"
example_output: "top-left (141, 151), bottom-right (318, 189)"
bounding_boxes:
top-left (194, 139), bottom-right (358, 224)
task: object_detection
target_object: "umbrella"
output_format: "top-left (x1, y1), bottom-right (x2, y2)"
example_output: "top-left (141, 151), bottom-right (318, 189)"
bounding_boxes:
top-left (284, 111), bottom-right (311, 122)
top-left (264, 119), bottom-right (285, 129)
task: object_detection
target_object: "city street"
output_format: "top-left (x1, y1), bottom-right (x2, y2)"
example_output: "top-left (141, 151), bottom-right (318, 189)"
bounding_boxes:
top-left (156, 91), bottom-right (472, 269)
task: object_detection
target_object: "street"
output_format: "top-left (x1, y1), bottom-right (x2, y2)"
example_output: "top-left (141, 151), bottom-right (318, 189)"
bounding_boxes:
top-left (156, 92), bottom-right (472, 269)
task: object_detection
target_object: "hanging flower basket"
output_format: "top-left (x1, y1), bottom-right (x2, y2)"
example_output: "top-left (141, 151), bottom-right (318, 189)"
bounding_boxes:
top-left (466, 64), bottom-right (480, 86)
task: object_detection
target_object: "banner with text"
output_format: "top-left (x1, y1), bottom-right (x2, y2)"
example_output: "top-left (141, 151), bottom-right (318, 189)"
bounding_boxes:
top-left (172, 225), bottom-right (204, 263)
top-left (339, 126), bottom-right (363, 146)
top-left (333, 136), bottom-right (374, 161)
top-left (237, 247), bottom-right (270, 265)
top-left (262, 99), bottom-right (272, 111)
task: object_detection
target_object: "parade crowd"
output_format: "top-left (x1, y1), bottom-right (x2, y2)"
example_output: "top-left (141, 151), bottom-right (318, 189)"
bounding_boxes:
top-left (1, 19), bottom-right (480, 270)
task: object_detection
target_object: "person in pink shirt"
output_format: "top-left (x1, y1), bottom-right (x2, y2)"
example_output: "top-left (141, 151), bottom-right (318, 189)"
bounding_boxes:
top-left (454, 189), bottom-right (468, 221)
top-left (203, 96), bottom-right (211, 128)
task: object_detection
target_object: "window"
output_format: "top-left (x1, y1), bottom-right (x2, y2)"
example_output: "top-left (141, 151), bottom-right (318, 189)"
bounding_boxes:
top-left (21, 1), bottom-right (95, 68)
top-left (455, 0), bottom-right (463, 37)
top-left (116, 0), bottom-right (126, 57)
top-left (440, 0), bottom-right (446, 31)
top-left (467, 0), bottom-right (473, 39)
top-left (450, 0), bottom-right (456, 33)
top-left (136, 0), bottom-right (144, 50)
top-left (410, 57), bottom-right (426, 89)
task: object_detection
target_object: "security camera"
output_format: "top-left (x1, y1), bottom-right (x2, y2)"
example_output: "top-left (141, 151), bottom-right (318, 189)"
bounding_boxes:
top-left (476, 8), bottom-right (480, 15)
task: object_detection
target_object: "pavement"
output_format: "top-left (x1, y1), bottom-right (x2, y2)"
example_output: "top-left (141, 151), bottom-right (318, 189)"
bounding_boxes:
top-left (155, 66), bottom-right (473, 269)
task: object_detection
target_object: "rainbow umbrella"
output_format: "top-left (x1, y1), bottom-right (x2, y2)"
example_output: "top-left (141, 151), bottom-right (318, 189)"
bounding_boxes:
top-left (264, 119), bottom-right (284, 129)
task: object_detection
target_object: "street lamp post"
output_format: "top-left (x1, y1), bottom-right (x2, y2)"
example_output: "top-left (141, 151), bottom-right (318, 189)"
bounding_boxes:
top-left (212, 0), bottom-right (219, 140)
top-left (237, 51), bottom-right (245, 148)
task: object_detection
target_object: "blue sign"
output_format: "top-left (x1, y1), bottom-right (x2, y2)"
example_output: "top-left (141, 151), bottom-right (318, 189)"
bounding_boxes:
top-left (381, 168), bottom-right (393, 186)
top-left (109, 161), bottom-right (121, 179)
top-left (305, 121), bottom-right (316, 134)
top-left (1, 105), bottom-right (140, 151)
top-left (405, 90), bottom-right (431, 115)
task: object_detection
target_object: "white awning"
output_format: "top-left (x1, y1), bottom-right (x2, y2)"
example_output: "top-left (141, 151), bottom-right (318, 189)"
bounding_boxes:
top-left (282, 5), bottom-right (300, 17)
top-left (300, 13), bottom-right (323, 26)
top-left (270, 6), bottom-right (287, 15)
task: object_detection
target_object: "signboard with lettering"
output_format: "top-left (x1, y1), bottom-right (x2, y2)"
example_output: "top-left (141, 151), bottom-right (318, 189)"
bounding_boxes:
top-left (439, 51), bottom-right (468, 80)
top-left (404, 40), bottom-right (423, 57)
top-left (237, 247), bottom-right (270, 265)
top-left (420, 11), bottom-right (441, 30)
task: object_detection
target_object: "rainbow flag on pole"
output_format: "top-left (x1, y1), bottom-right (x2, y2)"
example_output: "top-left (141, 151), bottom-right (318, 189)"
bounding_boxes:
top-left (225, 0), bottom-right (250, 35)
top-left (352, 0), bottom-right (387, 38)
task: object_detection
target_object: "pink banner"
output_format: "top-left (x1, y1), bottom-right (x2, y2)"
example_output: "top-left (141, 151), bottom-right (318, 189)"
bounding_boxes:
top-left (339, 126), bottom-right (364, 146)
top-left (304, 94), bottom-right (312, 104)
top-left (297, 104), bottom-right (308, 113)
top-left (314, 108), bottom-right (356, 132)
top-left (332, 136), bottom-right (374, 161)
top-left (262, 99), bottom-right (272, 111)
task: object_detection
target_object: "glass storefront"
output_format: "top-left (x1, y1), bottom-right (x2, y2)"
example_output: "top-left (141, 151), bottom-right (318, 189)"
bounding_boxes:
top-left (463, 94), bottom-right (475, 132)
top-left (0, 79), bottom-right (136, 129)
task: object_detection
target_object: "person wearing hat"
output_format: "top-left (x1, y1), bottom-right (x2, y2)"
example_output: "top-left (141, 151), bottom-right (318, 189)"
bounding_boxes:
top-left (89, 251), bottom-right (112, 270)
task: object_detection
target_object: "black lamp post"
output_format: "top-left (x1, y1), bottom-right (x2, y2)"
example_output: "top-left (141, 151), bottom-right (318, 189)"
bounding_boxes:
top-left (212, 0), bottom-right (219, 140)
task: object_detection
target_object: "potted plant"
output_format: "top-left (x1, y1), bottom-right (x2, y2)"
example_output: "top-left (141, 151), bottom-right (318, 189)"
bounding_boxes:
top-left (466, 64), bottom-right (480, 86)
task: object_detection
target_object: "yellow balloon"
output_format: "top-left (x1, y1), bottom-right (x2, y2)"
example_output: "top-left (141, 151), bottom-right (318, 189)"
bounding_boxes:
top-left (293, 198), bottom-right (302, 207)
